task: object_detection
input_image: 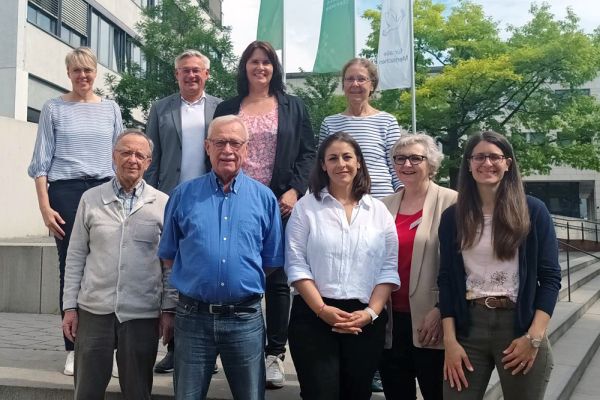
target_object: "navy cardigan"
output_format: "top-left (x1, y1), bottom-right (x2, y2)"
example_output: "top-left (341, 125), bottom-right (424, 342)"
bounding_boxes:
top-left (437, 196), bottom-right (562, 337)
top-left (213, 92), bottom-right (315, 199)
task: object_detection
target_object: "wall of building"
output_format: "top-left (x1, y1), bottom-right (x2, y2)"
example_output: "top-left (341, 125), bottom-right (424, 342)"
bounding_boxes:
top-left (0, 117), bottom-right (48, 238)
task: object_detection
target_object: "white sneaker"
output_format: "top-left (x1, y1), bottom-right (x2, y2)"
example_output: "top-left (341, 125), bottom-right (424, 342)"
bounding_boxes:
top-left (265, 354), bottom-right (285, 389)
top-left (63, 351), bottom-right (74, 376)
top-left (112, 350), bottom-right (119, 378)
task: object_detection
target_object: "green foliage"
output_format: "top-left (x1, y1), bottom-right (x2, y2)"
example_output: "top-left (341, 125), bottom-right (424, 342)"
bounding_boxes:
top-left (105, 0), bottom-right (237, 125)
top-left (361, 0), bottom-right (600, 187)
top-left (289, 71), bottom-right (346, 140)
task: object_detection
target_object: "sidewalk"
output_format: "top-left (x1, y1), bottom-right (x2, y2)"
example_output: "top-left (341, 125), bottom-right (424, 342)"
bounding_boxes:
top-left (0, 312), bottom-right (387, 399)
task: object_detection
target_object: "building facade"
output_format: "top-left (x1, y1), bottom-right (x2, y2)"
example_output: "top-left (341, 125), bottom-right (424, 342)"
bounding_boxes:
top-left (0, 0), bottom-right (222, 239)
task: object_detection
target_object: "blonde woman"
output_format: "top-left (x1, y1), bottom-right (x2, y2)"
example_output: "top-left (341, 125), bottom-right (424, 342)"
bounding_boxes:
top-left (28, 47), bottom-right (122, 375)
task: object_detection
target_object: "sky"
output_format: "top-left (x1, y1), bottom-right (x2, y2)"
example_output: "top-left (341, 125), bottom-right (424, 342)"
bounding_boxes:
top-left (221, 0), bottom-right (600, 73)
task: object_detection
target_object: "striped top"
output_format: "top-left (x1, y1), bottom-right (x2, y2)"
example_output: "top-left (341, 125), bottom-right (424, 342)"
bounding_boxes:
top-left (28, 97), bottom-right (123, 182)
top-left (319, 112), bottom-right (402, 199)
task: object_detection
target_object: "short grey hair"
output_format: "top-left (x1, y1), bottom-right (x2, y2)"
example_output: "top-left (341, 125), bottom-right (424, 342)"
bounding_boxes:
top-left (174, 50), bottom-right (210, 70)
top-left (114, 128), bottom-right (154, 154)
top-left (390, 133), bottom-right (444, 178)
top-left (207, 115), bottom-right (249, 141)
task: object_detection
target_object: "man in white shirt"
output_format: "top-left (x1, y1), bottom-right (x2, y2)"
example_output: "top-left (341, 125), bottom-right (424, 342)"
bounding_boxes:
top-left (144, 50), bottom-right (222, 372)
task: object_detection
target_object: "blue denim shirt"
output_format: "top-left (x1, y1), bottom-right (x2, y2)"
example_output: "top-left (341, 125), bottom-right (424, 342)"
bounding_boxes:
top-left (158, 170), bottom-right (284, 304)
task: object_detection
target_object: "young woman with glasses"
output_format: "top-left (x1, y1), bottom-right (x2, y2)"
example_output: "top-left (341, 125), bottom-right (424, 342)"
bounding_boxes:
top-left (437, 131), bottom-right (561, 400)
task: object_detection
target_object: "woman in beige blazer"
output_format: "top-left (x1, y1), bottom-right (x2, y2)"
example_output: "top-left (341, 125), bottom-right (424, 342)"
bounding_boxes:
top-left (379, 134), bottom-right (457, 400)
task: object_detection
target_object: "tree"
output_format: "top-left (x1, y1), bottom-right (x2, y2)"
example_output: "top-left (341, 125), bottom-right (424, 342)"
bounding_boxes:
top-left (289, 71), bottom-right (346, 140)
top-left (362, 0), bottom-right (600, 187)
top-left (105, 0), bottom-right (237, 125)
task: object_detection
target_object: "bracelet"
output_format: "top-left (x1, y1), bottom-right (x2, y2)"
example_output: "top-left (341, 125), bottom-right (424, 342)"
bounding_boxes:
top-left (316, 304), bottom-right (326, 318)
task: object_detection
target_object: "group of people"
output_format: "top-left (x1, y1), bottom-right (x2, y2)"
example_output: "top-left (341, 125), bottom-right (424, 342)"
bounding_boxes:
top-left (28, 41), bottom-right (561, 400)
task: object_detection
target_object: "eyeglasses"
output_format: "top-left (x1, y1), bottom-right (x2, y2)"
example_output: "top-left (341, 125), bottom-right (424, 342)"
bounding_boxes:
top-left (343, 77), bottom-right (371, 85)
top-left (115, 150), bottom-right (150, 161)
top-left (468, 153), bottom-right (507, 164)
top-left (70, 67), bottom-right (96, 75)
top-left (209, 139), bottom-right (247, 150)
top-left (177, 67), bottom-right (206, 75)
top-left (393, 154), bottom-right (427, 165)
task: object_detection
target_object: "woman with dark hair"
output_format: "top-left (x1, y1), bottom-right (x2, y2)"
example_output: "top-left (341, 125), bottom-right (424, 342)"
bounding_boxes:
top-left (319, 57), bottom-right (402, 199)
top-left (285, 132), bottom-right (400, 400)
top-left (213, 40), bottom-right (314, 389)
top-left (438, 131), bottom-right (561, 400)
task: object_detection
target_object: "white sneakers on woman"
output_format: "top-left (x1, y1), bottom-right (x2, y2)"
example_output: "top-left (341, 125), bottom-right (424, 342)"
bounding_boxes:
top-left (63, 351), bottom-right (75, 376)
top-left (62, 350), bottom-right (118, 377)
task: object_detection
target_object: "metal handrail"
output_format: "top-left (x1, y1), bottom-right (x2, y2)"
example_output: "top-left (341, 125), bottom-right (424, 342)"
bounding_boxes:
top-left (557, 239), bottom-right (600, 302)
top-left (553, 216), bottom-right (600, 243)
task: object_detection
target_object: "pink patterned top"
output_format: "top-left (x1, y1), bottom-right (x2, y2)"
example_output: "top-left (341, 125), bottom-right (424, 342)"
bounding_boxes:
top-left (239, 104), bottom-right (278, 186)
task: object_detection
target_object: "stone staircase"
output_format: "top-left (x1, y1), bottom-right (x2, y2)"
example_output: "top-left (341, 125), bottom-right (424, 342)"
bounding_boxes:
top-left (483, 251), bottom-right (600, 400)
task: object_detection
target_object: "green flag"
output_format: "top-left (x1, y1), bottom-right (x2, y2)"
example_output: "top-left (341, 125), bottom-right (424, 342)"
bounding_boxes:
top-left (313, 0), bottom-right (355, 73)
top-left (257, 0), bottom-right (283, 50)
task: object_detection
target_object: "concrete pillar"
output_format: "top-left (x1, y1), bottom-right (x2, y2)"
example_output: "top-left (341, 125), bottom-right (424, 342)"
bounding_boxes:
top-left (0, 0), bottom-right (28, 121)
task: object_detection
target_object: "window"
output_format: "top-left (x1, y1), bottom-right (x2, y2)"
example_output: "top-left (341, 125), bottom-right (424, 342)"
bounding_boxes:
top-left (554, 88), bottom-right (591, 98)
top-left (27, 0), bottom-right (87, 46)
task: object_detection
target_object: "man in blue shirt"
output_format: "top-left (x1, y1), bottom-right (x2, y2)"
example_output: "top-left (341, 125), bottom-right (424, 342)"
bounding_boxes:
top-left (158, 115), bottom-right (284, 400)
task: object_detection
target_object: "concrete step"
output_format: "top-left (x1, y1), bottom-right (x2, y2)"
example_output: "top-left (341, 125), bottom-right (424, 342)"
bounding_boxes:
top-left (568, 322), bottom-right (600, 400)
top-left (483, 274), bottom-right (600, 400)
top-left (559, 262), bottom-right (600, 301)
top-left (545, 300), bottom-right (600, 400)
top-left (559, 253), bottom-right (600, 278)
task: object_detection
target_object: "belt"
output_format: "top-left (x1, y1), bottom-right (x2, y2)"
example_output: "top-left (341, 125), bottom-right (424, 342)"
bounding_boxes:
top-left (179, 293), bottom-right (262, 314)
top-left (470, 296), bottom-right (515, 309)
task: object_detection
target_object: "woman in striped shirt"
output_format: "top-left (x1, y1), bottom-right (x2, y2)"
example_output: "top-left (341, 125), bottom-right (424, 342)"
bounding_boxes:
top-left (319, 58), bottom-right (402, 199)
top-left (27, 47), bottom-right (122, 376)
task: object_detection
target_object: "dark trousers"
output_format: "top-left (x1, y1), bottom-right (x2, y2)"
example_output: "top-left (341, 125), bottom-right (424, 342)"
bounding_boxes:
top-left (48, 178), bottom-right (109, 351)
top-left (74, 309), bottom-right (159, 400)
top-left (379, 312), bottom-right (444, 400)
top-left (443, 304), bottom-right (553, 400)
top-left (288, 296), bottom-right (387, 400)
top-left (265, 267), bottom-right (290, 357)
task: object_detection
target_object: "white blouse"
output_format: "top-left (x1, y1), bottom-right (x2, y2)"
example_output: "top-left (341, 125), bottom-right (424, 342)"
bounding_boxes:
top-left (285, 190), bottom-right (400, 304)
top-left (463, 215), bottom-right (519, 302)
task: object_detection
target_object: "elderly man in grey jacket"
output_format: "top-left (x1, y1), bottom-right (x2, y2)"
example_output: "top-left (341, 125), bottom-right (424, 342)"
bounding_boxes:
top-left (62, 129), bottom-right (176, 400)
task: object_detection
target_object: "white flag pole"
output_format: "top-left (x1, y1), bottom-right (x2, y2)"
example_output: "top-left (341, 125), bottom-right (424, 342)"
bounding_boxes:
top-left (409, 0), bottom-right (416, 134)
top-left (282, 0), bottom-right (287, 84)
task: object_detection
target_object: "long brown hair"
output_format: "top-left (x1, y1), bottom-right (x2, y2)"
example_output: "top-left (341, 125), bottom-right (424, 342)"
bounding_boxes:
top-left (456, 131), bottom-right (530, 260)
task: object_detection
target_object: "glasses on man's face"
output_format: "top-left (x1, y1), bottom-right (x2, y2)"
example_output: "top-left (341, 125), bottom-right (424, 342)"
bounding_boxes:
top-left (115, 150), bottom-right (150, 162)
top-left (468, 153), bottom-right (507, 164)
top-left (209, 139), bottom-right (247, 150)
top-left (393, 154), bottom-right (427, 166)
top-left (343, 76), bottom-right (371, 85)
top-left (177, 67), bottom-right (206, 75)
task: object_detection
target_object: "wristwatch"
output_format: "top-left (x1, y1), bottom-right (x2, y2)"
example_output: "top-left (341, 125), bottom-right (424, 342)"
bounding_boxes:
top-left (364, 307), bottom-right (378, 324)
top-left (525, 333), bottom-right (543, 348)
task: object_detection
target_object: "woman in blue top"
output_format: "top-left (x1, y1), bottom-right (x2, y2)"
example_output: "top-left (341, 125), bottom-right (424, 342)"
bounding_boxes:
top-left (438, 131), bottom-right (561, 400)
top-left (27, 47), bottom-right (122, 376)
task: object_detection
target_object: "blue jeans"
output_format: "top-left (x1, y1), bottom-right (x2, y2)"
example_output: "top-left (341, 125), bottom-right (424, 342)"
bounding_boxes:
top-left (173, 297), bottom-right (266, 400)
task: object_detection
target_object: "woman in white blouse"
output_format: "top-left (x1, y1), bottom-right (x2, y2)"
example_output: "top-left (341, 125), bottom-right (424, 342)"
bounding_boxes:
top-left (285, 132), bottom-right (400, 400)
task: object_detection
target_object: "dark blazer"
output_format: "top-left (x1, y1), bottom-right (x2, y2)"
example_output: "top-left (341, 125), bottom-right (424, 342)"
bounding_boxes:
top-left (213, 92), bottom-right (315, 198)
top-left (437, 195), bottom-right (562, 337)
top-left (144, 92), bottom-right (222, 194)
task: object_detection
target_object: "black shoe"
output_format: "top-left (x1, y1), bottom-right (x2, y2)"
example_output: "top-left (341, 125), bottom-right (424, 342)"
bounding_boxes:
top-left (154, 351), bottom-right (174, 373)
top-left (213, 363), bottom-right (219, 374)
top-left (371, 370), bottom-right (383, 393)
